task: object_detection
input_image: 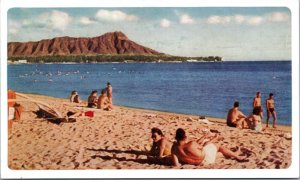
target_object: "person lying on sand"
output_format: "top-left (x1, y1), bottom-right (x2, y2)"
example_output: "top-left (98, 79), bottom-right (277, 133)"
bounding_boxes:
top-left (97, 89), bottom-right (113, 111)
top-left (87, 90), bottom-right (98, 108)
top-left (66, 111), bottom-right (94, 121)
top-left (171, 128), bottom-right (247, 166)
top-left (226, 101), bottom-right (247, 128)
top-left (149, 128), bottom-right (173, 158)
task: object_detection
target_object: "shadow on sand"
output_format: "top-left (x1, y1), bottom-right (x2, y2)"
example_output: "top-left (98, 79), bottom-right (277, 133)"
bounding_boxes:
top-left (86, 148), bottom-right (172, 166)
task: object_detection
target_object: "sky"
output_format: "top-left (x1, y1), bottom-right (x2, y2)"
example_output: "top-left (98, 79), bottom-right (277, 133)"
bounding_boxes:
top-left (7, 7), bottom-right (291, 61)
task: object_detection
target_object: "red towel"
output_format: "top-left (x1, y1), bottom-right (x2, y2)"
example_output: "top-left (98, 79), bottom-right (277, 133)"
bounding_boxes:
top-left (84, 111), bottom-right (94, 117)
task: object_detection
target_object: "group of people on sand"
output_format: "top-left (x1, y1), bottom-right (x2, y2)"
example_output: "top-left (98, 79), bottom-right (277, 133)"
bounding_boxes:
top-left (149, 127), bottom-right (247, 166)
top-left (226, 92), bottom-right (277, 131)
top-left (69, 82), bottom-right (113, 111)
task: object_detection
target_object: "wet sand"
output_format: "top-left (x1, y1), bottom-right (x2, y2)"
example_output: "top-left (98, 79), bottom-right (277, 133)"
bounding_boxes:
top-left (8, 93), bottom-right (292, 169)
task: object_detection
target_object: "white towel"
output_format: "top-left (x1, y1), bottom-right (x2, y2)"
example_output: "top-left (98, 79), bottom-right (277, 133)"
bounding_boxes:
top-left (202, 143), bottom-right (218, 165)
top-left (8, 107), bottom-right (15, 120)
top-left (198, 118), bottom-right (213, 125)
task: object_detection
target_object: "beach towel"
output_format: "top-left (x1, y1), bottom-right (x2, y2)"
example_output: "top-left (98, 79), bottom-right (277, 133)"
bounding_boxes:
top-left (8, 107), bottom-right (15, 120)
top-left (202, 143), bottom-right (218, 165)
top-left (8, 89), bottom-right (16, 107)
top-left (84, 111), bottom-right (94, 117)
top-left (198, 118), bottom-right (213, 125)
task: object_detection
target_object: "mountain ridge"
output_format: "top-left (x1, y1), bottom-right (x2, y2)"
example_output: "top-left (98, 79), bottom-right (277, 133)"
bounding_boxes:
top-left (8, 31), bottom-right (164, 57)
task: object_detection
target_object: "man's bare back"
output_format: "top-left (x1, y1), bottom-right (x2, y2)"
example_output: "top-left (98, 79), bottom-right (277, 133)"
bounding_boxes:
top-left (227, 107), bottom-right (246, 127)
top-left (171, 141), bottom-right (204, 166)
top-left (171, 128), bottom-right (247, 167)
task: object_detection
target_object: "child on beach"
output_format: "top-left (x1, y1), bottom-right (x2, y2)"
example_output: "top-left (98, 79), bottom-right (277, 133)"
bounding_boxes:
top-left (87, 90), bottom-right (98, 108)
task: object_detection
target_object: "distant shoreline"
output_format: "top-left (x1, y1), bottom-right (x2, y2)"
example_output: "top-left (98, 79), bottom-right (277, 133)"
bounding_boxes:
top-left (8, 54), bottom-right (223, 64)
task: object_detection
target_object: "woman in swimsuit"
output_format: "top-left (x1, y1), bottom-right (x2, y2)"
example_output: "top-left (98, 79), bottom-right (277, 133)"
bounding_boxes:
top-left (70, 91), bottom-right (81, 103)
top-left (87, 90), bottom-right (98, 108)
top-left (247, 106), bottom-right (263, 132)
top-left (149, 128), bottom-right (172, 158)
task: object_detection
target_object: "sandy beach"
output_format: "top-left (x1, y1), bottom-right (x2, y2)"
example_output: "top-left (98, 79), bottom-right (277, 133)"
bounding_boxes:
top-left (8, 93), bottom-right (292, 170)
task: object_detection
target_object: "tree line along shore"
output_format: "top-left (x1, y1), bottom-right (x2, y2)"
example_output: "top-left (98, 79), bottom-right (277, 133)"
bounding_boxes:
top-left (8, 54), bottom-right (223, 64)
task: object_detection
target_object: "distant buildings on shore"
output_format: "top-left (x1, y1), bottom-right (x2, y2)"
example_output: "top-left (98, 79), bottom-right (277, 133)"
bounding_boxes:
top-left (8, 59), bottom-right (27, 64)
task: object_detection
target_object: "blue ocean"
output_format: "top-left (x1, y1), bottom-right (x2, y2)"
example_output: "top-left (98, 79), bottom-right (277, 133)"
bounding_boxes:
top-left (8, 61), bottom-right (292, 125)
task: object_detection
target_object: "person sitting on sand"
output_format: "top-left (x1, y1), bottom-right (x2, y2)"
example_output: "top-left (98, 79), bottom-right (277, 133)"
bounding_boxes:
top-left (97, 89), bottom-right (113, 111)
top-left (226, 101), bottom-right (247, 128)
top-left (253, 91), bottom-right (263, 118)
top-left (266, 93), bottom-right (277, 128)
top-left (70, 91), bottom-right (81, 103)
top-left (171, 128), bottom-right (247, 166)
top-left (87, 90), bottom-right (98, 108)
top-left (247, 106), bottom-right (263, 132)
top-left (149, 128), bottom-right (173, 158)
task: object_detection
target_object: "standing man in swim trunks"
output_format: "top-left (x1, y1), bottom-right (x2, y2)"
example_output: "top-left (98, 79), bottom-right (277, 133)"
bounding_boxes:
top-left (226, 101), bottom-right (247, 128)
top-left (106, 82), bottom-right (113, 109)
top-left (171, 128), bottom-right (246, 166)
top-left (253, 91), bottom-right (263, 118)
top-left (266, 93), bottom-right (277, 128)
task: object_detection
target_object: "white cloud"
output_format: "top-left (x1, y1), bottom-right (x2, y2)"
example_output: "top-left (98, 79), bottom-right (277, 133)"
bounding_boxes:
top-left (207, 15), bottom-right (231, 24)
top-left (40, 10), bottom-right (72, 31)
top-left (79, 16), bottom-right (96, 25)
top-left (246, 16), bottom-right (263, 26)
top-left (234, 15), bottom-right (245, 24)
top-left (9, 28), bottom-right (18, 35)
top-left (95, 9), bottom-right (138, 22)
top-left (266, 12), bottom-right (290, 22)
top-left (179, 14), bottom-right (195, 24)
top-left (8, 20), bottom-right (21, 35)
top-left (160, 18), bottom-right (171, 28)
top-left (207, 12), bottom-right (289, 26)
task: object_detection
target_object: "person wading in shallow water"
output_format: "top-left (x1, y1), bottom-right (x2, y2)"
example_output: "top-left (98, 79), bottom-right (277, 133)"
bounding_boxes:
top-left (266, 93), bottom-right (277, 128)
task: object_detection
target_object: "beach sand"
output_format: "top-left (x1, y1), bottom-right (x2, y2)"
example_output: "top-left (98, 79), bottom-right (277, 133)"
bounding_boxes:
top-left (8, 93), bottom-right (292, 169)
